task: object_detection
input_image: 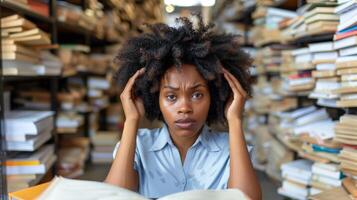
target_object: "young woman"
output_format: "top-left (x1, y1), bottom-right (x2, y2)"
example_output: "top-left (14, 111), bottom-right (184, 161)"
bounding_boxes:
top-left (105, 16), bottom-right (261, 200)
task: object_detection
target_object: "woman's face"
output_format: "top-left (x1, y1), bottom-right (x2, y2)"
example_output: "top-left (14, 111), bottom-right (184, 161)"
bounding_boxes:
top-left (159, 64), bottom-right (211, 138)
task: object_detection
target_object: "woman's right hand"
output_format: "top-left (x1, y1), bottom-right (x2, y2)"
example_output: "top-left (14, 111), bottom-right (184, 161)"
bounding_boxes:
top-left (120, 68), bottom-right (146, 123)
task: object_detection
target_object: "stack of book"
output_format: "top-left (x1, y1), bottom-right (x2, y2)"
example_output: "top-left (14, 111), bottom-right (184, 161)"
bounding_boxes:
top-left (58, 44), bottom-right (90, 76)
top-left (88, 77), bottom-right (110, 110)
top-left (5, 144), bottom-right (56, 192)
top-left (310, 162), bottom-right (344, 194)
top-left (56, 112), bottom-right (84, 134)
top-left (280, 1), bottom-right (338, 41)
top-left (1, 15), bottom-right (58, 76)
top-left (308, 41), bottom-right (341, 107)
top-left (278, 159), bottom-right (314, 200)
top-left (281, 48), bottom-right (315, 94)
top-left (57, 137), bottom-right (90, 178)
top-left (335, 114), bottom-right (357, 145)
top-left (4, 111), bottom-right (54, 151)
top-left (252, 6), bottom-right (297, 46)
top-left (332, 0), bottom-right (357, 107)
top-left (15, 90), bottom-right (84, 111)
top-left (90, 131), bottom-right (119, 163)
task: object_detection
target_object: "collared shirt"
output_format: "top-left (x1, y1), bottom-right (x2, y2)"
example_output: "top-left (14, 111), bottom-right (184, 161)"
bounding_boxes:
top-left (113, 124), bottom-right (252, 199)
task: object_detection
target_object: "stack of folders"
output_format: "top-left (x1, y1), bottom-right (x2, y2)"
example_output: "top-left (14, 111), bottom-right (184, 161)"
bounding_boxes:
top-left (308, 41), bottom-right (341, 107)
top-left (333, 0), bottom-right (357, 107)
top-left (278, 159), bottom-right (314, 200)
top-left (91, 131), bottom-right (119, 163)
top-left (6, 144), bottom-right (57, 192)
top-left (88, 77), bottom-right (111, 110)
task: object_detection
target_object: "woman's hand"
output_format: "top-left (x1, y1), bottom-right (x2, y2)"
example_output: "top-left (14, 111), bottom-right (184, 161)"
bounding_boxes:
top-left (120, 68), bottom-right (146, 122)
top-left (222, 68), bottom-right (247, 122)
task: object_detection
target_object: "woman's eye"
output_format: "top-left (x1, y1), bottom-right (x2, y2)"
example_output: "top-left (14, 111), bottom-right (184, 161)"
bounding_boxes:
top-left (166, 94), bottom-right (176, 101)
top-left (192, 92), bottom-right (203, 99)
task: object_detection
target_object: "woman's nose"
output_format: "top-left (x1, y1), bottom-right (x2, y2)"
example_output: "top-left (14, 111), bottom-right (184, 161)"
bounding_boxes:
top-left (178, 98), bottom-right (193, 114)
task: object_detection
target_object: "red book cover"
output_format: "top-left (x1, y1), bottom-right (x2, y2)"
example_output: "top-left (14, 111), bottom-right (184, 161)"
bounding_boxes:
top-left (334, 30), bottom-right (357, 41)
top-left (28, 0), bottom-right (49, 17)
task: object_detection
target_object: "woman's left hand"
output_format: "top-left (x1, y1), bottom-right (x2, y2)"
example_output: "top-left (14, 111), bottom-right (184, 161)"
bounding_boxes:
top-left (222, 67), bottom-right (247, 122)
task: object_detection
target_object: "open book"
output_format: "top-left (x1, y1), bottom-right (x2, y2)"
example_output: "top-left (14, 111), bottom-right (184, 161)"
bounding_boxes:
top-left (11, 176), bottom-right (249, 200)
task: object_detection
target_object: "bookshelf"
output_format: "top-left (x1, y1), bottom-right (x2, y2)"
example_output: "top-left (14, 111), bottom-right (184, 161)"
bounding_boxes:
top-left (214, 0), bottom-right (357, 199)
top-left (0, 0), bottom-right (163, 199)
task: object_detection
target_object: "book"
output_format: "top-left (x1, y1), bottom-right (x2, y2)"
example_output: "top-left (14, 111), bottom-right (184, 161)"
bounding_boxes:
top-left (339, 45), bottom-right (357, 56)
top-left (6, 129), bottom-right (52, 151)
top-left (2, 52), bottom-right (40, 63)
top-left (309, 41), bottom-right (334, 52)
top-left (309, 187), bottom-right (351, 200)
top-left (342, 177), bottom-right (357, 197)
top-left (2, 44), bottom-right (39, 57)
top-left (5, 111), bottom-right (54, 136)
top-left (1, 16), bottom-right (36, 30)
top-left (334, 35), bottom-right (357, 49)
top-left (335, 0), bottom-right (357, 14)
top-left (5, 145), bottom-right (54, 166)
top-left (305, 14), bottom-right (339, 24)
top-left (11, 177), bottom-right (249, 200)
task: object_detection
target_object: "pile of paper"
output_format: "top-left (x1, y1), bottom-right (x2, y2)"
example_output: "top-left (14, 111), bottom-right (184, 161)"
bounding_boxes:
top-left (91, 131), bottom-right (119, 163)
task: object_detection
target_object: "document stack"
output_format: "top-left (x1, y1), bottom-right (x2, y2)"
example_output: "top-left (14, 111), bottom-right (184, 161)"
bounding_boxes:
top-left (91, 131), bottom-right (119, 163)
top-left (333, 0), bottom-right (357, 107)
top-left (278, 159), bottom-right (314, 200)
top-left (308, 41), bottom-right (340, 107)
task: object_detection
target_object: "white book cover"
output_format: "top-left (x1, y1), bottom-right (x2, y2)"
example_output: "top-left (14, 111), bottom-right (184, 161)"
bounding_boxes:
top-left (277, 187), bottom-right (307, 200)
top-left (6, 124), bottom-right (53, 142)
top-left (312, 174), bottom-right (342, 187)
top-left (294, 109), bottom-right (329, 126)
top-left (316, 63), bottom-right (336, 71)
top-left (6, 154), bottom-right (56, 175)
top-left (312, 164), bottom-right (342, 179)
top-left (308, 41), bottom-right (334, 53)
top-left (282, 172), bottom-right (311, 185)
top-left (309, 92), bottom-right (339, 100)
top-left (313, 51), bottom-right (338, 61)
top-left (335, 0), bottom-right (357, 14)
top-left (337, 13), bottom-right (357, 31)
top-left (5, 111), bottom-right (54, 135)
top-left (6, 130), bottom-right (52, 151)
top-left (334, 36), bottom-right (357, 50)
top-left (280, 106), bottom-right (317, 120)
top-left (295, 54), bottom-right (313, 63)
top-left (340, 7), bottom-right (357, 23)
top-left (266, 7), bottom-right (297, 18)
top-left (314, 81), bottom-right (341, 91)
top-left (281, 159), bottom-right (313, 179)
top-left (292, 47), bottom-right (310, 56)
top-left (340, 45), bottom-right (357, 57)
top-left (293, 119), bottom-right (335, 139)
top-left (317, 98), bottom-right (338, 108)
top-left (288, 77), bottom-right (314, 86)
top-left (336, 55), bottom-right (357, 62)
top-left (7, 144), bottom-right (54, 163)
top-left (282, 181), bottom-right (308, 197)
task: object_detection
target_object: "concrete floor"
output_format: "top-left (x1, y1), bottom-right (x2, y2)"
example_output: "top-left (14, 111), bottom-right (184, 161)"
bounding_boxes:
top-left (79, 163), bottom-right (284, 200)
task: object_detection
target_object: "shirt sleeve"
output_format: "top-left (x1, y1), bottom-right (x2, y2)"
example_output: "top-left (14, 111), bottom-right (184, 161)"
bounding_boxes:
top-left (112, 141), bottom-right (141, 171)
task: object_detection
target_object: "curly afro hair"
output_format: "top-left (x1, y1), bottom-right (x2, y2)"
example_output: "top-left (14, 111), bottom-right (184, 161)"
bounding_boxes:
top-left (114, 15), bottom-right (252, 125)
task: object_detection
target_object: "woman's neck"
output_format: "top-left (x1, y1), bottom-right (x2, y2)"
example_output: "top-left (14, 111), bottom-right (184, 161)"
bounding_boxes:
top-left (168, 126), bottom-right (204, 164)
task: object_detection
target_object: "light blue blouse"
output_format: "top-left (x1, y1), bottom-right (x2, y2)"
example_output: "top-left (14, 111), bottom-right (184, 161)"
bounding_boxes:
top-left (113, 124), bottom-right (252, 199)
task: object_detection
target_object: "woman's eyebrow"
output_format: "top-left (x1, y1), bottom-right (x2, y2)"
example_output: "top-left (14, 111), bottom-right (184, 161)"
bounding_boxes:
top-left (163, 83), bottom-right (207, 90)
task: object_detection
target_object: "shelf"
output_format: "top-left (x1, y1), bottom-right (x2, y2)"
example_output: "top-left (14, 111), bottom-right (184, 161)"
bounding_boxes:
top-left (291, 33), bottom-right (334, 46)
top-left (0, 1), bottom-right (53, 24)
top-left (3, 75), bottom-right (60, 83)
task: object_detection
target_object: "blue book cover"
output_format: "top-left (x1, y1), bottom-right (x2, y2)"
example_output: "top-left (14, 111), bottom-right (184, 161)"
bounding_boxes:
top-left (337, 25), bottom-right (357, 34)
top-left (312, 144), bottom-right (342, 154)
